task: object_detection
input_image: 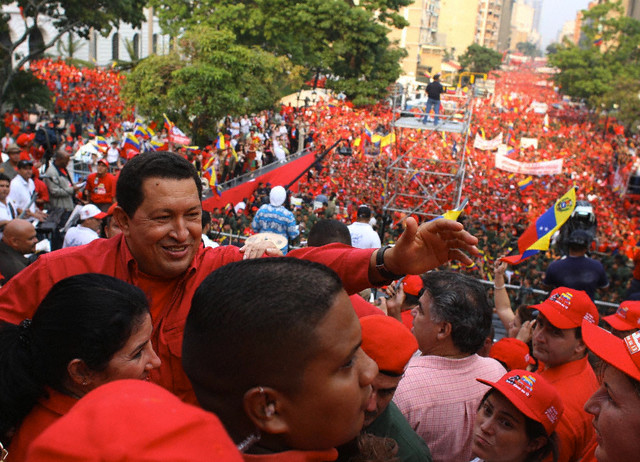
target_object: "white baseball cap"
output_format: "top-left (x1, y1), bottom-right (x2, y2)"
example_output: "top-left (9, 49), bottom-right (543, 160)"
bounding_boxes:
top-left (80, 204), bottom-right (107, 221)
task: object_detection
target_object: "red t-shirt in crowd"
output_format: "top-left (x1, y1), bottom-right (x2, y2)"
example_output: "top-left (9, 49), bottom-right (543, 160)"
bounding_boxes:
top-left (86, 172), bottom-right (116, 204)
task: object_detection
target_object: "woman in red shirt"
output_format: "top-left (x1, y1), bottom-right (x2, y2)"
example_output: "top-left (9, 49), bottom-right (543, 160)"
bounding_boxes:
top-left (0, 273), bottom-right (160, 461)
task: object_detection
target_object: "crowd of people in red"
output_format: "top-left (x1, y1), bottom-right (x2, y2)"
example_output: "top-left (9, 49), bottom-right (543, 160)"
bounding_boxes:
top-left (2, 59), bottom-right (640, 305)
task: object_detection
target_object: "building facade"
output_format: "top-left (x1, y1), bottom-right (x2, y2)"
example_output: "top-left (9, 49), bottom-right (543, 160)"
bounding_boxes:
top-left (2, 5), bottom-right (170, 68)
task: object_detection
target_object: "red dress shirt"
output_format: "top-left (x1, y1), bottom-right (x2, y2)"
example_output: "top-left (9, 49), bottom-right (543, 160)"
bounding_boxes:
top-left (0, 238), bottom-right (374, 403)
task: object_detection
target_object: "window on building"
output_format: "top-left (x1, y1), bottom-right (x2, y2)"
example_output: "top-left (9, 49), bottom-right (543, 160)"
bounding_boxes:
top-left (90, 30), bottom-right (98, 61)
top-left (29, 27), bottom-right (45, 59)
top-left (152, 34), bottom-right (158, 54)
top-left (112, 32), bottom-right (119, 61)
top-left (132, 33), bottom-right (140, 60)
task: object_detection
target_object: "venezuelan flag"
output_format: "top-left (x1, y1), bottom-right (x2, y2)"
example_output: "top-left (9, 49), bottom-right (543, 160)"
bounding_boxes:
top-left (95, 136), bottom-right (108, 151)
top-left (593, 35), bottom-right (603, 46)
top-left (501, 186), bottom-right (577, 265)
top-left (135, 125), bottom-right (149, 140)
top-left (215, 134), bottom-right (226, 150)
top-left (363, 124), bottom-right (373, 142)
top-left (163, 113), bottom-right (173, 131)
top-left (430, 198), bottom-right (469, 222)
top-left (380, 132), bottom-right (395, 148)
top-left (124, 133), bottom-right (140, 151)
top-left (203, 167), bottom-right (221, 196)
top-left (518, 176), bottom-right (533, 191)
top-left (150, 139), bottom-right (165, 151)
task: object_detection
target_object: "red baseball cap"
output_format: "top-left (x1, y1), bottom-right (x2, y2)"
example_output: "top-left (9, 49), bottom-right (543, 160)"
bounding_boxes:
top-left (360, 315), bottom-right (418, 375)
top-left (26, 380), bottom-right (242, 461)
top-left (603, 301), bottom-right (640, 332)
top-left (97, 158), bottom-right (109, 167)
top-left (477, 370), bottom-right (564, 436)
top-left (582, 320), bottom-right (640, 382)
top-left (16, 132), bottom-right (35, 147)
top-left (402, 275), bottom-right (423, 297)
top-left (489, 337), bottom-right (535, 371)
top-left (105, 202), bottom-right (118, 217)
top-left (529, 287), bottom-right (598, 329)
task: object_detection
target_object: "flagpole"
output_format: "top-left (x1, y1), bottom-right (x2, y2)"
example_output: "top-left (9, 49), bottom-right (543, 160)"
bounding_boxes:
top-left (284, 137), bottom-right (350, 191)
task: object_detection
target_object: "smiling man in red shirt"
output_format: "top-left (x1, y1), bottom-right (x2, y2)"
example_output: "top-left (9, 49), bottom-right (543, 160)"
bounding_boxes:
top-left (0, 151), bottom-right (479, 404)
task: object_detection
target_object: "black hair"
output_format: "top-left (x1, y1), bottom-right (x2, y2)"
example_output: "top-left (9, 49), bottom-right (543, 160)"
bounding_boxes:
top-left (202, 210), bottom-right (211, 230)
top-left (0, 273), bottom-right (150, 442)
top-left (0, 173), bottom-right (9, 183)
top-left (115, 151), bottom-right (202, 217)
top-left (421, 271), bottom-right (492, 354)
top-left (478, 390), bottom-right (559, 462)
top-left (183, 258), bottom-right (344, 405)
top-left (515, 304), bottom-right (535, 324)
top-left (308, 219), bottom-right (352, 246)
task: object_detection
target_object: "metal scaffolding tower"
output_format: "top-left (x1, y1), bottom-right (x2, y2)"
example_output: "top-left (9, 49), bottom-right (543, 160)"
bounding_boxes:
top-left (382, 85), bottom-right (475, 224)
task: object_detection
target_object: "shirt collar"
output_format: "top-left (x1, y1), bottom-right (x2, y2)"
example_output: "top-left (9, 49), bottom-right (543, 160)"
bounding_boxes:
top-left (118, 233), bottom-right (199, 280)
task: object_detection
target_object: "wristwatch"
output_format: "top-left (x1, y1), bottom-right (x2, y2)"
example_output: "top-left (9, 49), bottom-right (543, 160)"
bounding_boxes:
top-left (375, 245), bottom-right (405, 281)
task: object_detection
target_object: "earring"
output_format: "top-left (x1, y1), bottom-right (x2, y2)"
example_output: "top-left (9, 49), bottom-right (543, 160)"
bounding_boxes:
top-left (265, 403), bottom-right (275, 418)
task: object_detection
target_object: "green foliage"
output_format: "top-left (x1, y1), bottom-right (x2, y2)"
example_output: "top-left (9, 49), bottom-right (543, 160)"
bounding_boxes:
top-left (458, 44), bottom-right (502, 74)
top-left (122, 27), bottom-right (304, 143)
top-left (148, 0), bottom-right (410, 105)
top-left (548, 0), bottom-right (640, 129)
top-left (546, 42), bottom-right (560, 56)
top-left (516, 41), bottom-right (541, 58)
top-left (2, 70), bottom-right (53, 111)
top-left (55, 33), bottom-right (85, 61)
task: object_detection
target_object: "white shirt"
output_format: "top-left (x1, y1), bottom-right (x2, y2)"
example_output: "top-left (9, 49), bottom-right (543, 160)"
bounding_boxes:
top-left (240, 117), bottom-right (251, 134)
top-left (0, 198), bottom-right (17, 239)
top-left (63, 225), bottom-right (100, 248)
top-left (106, 147), bottom-right (120, 163)
top-left (8, 175), bottom-right (36, 216)
top-left (1, 135), bottom-right (14, 152)
top-left (201, 233), bottom-right (219, 249)
top-left (348, 221), bottom-right (381, 249)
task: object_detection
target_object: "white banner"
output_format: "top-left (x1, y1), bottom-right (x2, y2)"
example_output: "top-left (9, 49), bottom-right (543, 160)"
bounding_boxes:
top-left (473, 132), bottom-right (503, 150)
top-left (520, 137), bottom-right (538, 149)
top-left (495, 153), bottom-right (563, 175)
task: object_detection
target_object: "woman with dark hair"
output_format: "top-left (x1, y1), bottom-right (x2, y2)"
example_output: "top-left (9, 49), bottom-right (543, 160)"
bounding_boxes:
top-left (580, 320), bottom-right (640, 462)
top-left (0, 273), bottom-right (160, 461)
top-left (471, 370), bottom-right (563, 462)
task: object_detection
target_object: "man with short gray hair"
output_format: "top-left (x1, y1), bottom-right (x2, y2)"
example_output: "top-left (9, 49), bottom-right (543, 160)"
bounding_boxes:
top-left (393, 271), bottom-right (505, 462)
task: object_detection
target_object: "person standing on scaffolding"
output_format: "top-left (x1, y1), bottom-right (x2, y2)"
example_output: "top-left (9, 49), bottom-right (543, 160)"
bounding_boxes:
top-left (422, 74), bottom-right (445, 126)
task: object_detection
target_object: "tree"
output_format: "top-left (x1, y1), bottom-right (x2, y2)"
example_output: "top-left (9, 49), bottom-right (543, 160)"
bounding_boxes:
top-left (516, 41), bottom-right (540, 58)
top-left (548, 1), bottom-right (640, 129)
top-left (546, 42), bottom-right (560, 56)
top-left (0, 0), bottom-right (147, 103)
top-left (458, 43), bottom-right (503, 74)
top-left (122, 27), bottom-right (304, 144)
top-left (148, 0), bottom-right (410, 105)
top-left (1, 69), bottom-right (52, 111)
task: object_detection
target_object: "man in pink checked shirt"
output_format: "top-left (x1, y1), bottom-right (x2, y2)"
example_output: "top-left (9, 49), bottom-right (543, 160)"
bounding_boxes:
top-left (393, 271), bottom-right (505, 462)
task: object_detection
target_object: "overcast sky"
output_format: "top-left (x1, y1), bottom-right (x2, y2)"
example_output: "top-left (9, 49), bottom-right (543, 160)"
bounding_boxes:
top-left (538, 0), bottom-right (592, 48)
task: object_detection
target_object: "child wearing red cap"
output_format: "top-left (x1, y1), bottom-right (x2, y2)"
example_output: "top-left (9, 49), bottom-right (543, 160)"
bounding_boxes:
top-left (471, 370), bottom-right (564, 462)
